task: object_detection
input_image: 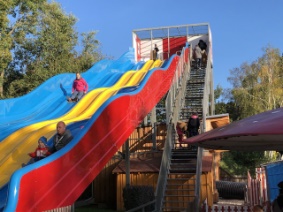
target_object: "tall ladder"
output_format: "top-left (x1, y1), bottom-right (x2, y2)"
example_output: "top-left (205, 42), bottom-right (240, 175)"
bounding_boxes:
top-left (161, 66), bottom-right (206, 212)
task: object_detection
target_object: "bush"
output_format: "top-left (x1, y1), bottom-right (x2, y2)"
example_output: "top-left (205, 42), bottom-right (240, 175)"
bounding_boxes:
top-left (123, 186), bottom-right (155, 211)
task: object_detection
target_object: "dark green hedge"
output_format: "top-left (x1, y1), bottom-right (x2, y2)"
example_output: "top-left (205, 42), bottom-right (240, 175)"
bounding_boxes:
top-left (123, 186), bottom-right (155, 211)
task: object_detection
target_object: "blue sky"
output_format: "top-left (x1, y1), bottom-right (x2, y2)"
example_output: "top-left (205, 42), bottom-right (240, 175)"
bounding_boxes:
top-left (56, 0), bottom-right (283, 89)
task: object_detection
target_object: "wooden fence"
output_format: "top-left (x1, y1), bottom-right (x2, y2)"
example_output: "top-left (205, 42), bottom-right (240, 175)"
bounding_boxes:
top-left (201, 204), bottom-right (271, 212)
top-left (247, 167), bottom-right (269, 207)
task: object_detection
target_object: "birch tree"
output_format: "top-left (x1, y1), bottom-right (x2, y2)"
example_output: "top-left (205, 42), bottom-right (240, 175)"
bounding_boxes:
top-left (228, 46), bottom-right (283, 119)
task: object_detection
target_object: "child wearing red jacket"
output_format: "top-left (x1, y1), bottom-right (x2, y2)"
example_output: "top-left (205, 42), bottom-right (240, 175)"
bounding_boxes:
top-left (28, 136), bottom-right (51, 162)
top-left (176, 121), bottom-right (187, 147)
top-left (22, 137), bottom-right (51, 167)
top-left (67, 72), bottom-right (88, 102)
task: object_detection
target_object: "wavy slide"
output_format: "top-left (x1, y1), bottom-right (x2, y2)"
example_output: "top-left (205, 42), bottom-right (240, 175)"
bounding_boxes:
top-left (0, 49), bottom-right (140, 141)
top-left (0, 58), bottom-right (162, 187)
top-left (2, 47), bottom-right (187, 211)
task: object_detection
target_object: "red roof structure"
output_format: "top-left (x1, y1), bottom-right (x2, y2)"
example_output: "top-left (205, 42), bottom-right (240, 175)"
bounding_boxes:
top-left (183, 108), bottom-right (283, 151)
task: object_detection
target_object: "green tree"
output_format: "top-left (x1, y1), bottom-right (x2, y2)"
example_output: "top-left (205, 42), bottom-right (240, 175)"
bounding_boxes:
top-left (228, 46), bottom-right (283, 119)
top-left (75, 31), bottom-right (102, 72)
top-left (2, 1), bottom-right (103, 98)
top-left (219, 46), bottom-right (282, 177)
top-left (0, 0), bottom-right (46, 97)
top-left (220, 151), bottom-right (270, 177)
top-left (4, 1), bottom-right (78, 97)
top-left (214, 85), bottom-right (240, 121)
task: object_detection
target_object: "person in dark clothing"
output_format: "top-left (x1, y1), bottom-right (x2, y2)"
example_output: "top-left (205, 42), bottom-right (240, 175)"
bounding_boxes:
top-left (153, 44), bottom-right (159, 61)
top-left (272, 181), bottom-right (283, 212)
top-left (187, 112), bottom-right (200, 137)
top-left (49, 121), bottom-right (73, 153)
top-left (198, 40), bottom-right (207, 51)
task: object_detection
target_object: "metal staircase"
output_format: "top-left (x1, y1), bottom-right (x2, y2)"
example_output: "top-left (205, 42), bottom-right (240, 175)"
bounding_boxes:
top-left (162, 149), bottom-right (198, 211)
top-left (181, 68), bottom-right (206, 120)
top-left (161, 65), bottom-right (206, 212)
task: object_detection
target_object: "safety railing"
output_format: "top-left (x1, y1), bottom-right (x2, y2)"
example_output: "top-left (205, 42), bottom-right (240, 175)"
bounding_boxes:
top-left (154, 46), bottom-right (190, 211)
top-left (126, 200), bottom-right (156, 212)
top-left (193, 43), bottom-right (213, 211)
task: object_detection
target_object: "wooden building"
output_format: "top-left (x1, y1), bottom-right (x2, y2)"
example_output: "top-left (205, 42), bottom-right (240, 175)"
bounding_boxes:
top-left (88, 114), bottom-right (230, 211)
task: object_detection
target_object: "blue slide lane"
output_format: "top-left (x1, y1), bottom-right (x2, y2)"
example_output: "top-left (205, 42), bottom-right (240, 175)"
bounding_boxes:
top-left (0, 48), bottom-right (145, 210)
top-left (1, 50), bottom-right (178, 211)
top-left (0, 48), bottom-right (142, 141)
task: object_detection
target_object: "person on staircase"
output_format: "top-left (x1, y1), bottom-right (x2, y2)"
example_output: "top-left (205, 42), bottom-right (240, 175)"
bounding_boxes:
top-left (187, 112), bottom-right (200, 137)
top-left (194, 44), bottom-right (202, 69)
top-left (176, 121), bottom-right (187, 147)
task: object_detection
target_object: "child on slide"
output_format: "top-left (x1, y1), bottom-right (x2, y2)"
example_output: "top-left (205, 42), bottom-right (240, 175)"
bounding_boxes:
top-left (67, 72), bottom-right (88, 102)
top-left (22, 136), bottom-right (51, 167)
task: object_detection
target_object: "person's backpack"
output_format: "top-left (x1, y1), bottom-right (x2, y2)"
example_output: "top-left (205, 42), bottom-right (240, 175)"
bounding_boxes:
top-left (188, 117), bottom-right (199, 128)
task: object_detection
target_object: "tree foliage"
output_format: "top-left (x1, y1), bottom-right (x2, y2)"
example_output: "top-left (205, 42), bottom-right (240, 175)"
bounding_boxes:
top-left (216, 46), bottom-right (283, 177)
top-left (0, 0), bottom-right (46, 97)
top-left (228, 46), bottom-right (283, 119)
top-left (220, 151), bottom-right (271, 177)
top-left (1, 0), bottom-right (103, 98)
top-left (214, 85), bottom-right (240, 121)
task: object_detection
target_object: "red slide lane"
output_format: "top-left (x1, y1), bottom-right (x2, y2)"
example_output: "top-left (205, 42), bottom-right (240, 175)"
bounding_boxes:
top-left (15, 56), bottom-right (179, 211)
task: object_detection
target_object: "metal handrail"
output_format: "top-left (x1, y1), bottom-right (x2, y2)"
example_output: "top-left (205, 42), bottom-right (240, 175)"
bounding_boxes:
top-left (126, 200), bottom-right (156, 212)
top-left (154, 46), bottom-right (190, 211)
top-left (194, 43), bottom-right (213, 211)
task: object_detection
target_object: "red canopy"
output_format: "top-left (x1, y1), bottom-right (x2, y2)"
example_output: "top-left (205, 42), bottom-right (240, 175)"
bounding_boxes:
top-left (183, 108), bottom-right (283, 151)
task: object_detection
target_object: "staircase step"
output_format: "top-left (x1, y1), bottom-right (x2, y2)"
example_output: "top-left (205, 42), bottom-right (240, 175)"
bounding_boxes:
top-left (166, 184), bottom-right (195, 187)
top-left (169, 170), bottom-right (196, 174)
top-left (171, 159), bottom-right (197, 162)
top-left (170, 164), bottom-right (197, 167)
top-left (170, 162), bottom-right (197, 166)
top-left (164, 194), bottom-right (195, 197)
top-left (172, 149), bottom-right (197, 152)
top-left (166, 188), bottom-right (195, 191)
top-left (171, 150), bottom-right (197, 154)
top-left (167, 173), bottom-right (196, 176)
top-left (169, 166), bottom-right (196, 169)
top-left (171, 157), bottom-right (197, 160)
top-left (167, 178), bottom-right (195, 181)
top-left (171, 154), bottom-right (197, 159)
top-left (171, 150), bottom-right (197, 153)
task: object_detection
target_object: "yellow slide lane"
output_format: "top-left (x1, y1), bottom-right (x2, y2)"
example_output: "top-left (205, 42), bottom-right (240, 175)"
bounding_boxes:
top-left (0, 59), bottom-right (162, 187)
top-left (114, 60), bottom-right (154, 87)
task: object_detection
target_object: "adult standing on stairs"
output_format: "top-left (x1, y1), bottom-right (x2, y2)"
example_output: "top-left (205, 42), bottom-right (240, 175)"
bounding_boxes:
top-left (194, 44), bottom-right (202, 69)
top-left (187, 112), bottom-right (200, 138)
